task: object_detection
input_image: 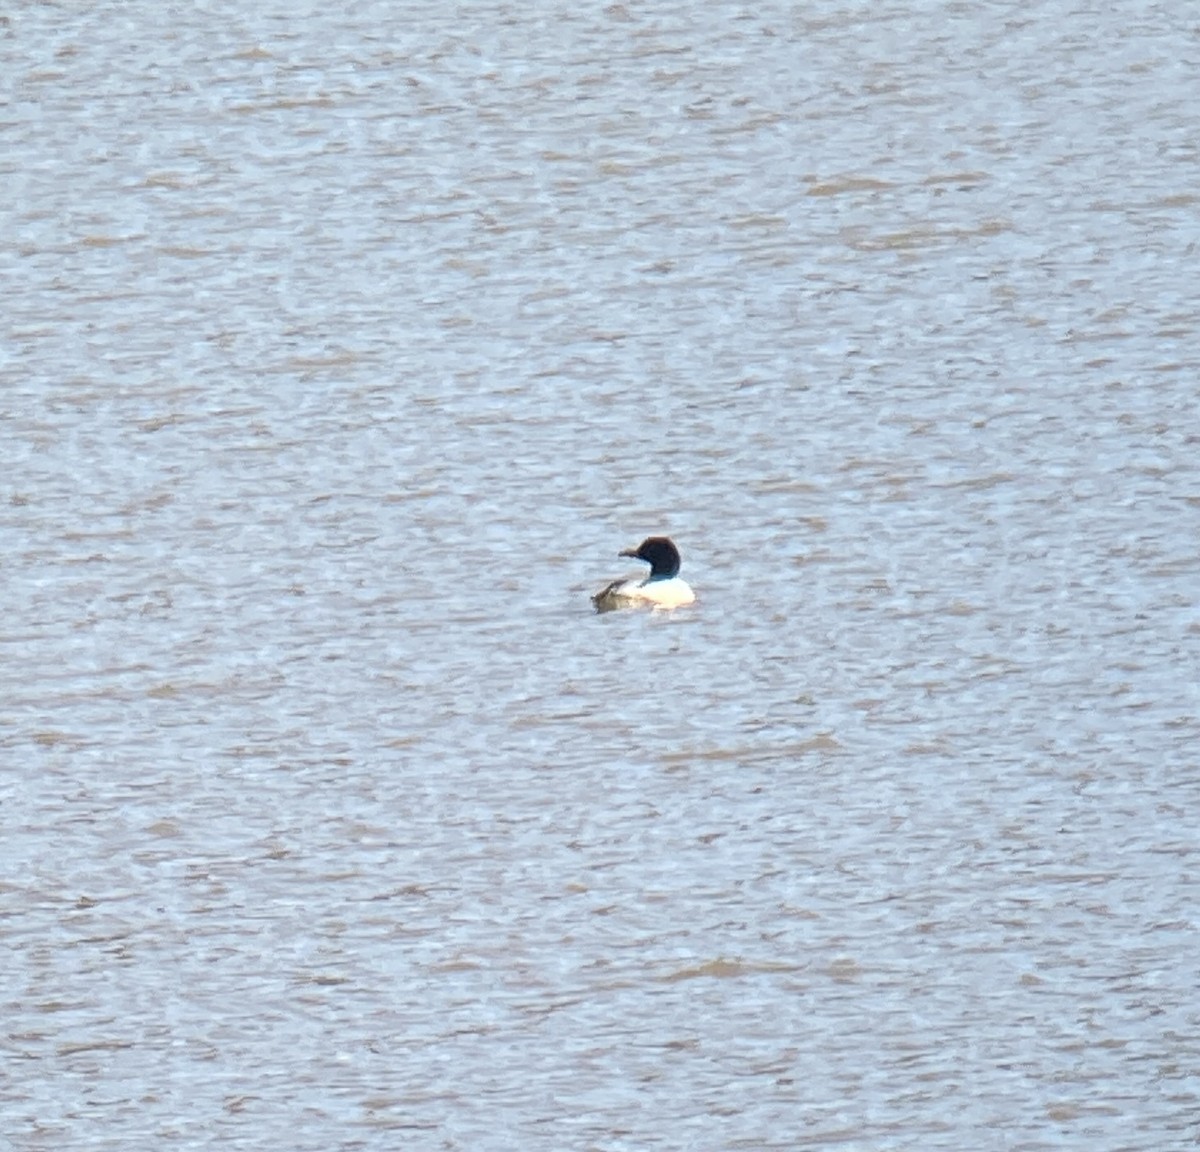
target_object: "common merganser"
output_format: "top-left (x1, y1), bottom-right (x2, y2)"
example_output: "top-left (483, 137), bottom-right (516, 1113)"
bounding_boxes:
top-left (591, 536), bottom-right (696, 613)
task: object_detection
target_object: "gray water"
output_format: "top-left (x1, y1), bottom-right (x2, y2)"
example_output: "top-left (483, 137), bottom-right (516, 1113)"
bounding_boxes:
top-left (4, 1), bottom-right (1200, 1148)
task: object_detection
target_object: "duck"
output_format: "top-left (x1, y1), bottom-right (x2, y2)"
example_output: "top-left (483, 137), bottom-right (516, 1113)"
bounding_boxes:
top-left (591, 536), bottom-right (696, 613)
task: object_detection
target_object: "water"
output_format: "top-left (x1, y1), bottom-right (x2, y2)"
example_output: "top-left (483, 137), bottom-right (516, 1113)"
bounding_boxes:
top-left (4, 1), bottom-right (1200, 1148)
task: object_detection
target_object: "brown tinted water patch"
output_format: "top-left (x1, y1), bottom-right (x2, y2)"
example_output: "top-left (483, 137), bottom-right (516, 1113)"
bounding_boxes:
top-left (660, 736), bottom-right (843, 767)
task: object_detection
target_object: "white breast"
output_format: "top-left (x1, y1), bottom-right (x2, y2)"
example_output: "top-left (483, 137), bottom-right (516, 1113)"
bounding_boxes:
top-left (632, 577), bottom-right (695, 608)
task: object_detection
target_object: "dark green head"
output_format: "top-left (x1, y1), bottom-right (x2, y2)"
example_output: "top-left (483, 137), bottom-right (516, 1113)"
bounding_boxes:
top-left (619, 536), bottom-right (682, 579)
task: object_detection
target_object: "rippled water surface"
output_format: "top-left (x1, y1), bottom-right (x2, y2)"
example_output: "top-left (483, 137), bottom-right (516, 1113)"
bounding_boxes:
top-left (4, 1), bottom-right (1200, 1148)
